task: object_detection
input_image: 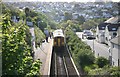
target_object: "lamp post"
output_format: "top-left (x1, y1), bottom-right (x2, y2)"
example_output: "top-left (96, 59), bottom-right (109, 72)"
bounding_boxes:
top-left (93, 39), bottom-right (95, 54)
top-left (92, 27), bottom-right (95, 54)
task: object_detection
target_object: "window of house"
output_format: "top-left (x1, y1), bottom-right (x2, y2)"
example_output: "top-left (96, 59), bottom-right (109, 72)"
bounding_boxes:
top-left (113, 32), bottom-right (117, 37)
top-left (102, 27), bottom-right (105, 29)
top-left (112, 28), bottom-right (116, 31)
top-left (97, 35), bottom-right (98, 38)
top-left (113, 44), bottom-right (114, 48)
top-left (118, 59), bottom-right (120, 66)
top-left (106, 37), bottom-right (108, 41)
top-left (113, 61), bottom-right (114, 65)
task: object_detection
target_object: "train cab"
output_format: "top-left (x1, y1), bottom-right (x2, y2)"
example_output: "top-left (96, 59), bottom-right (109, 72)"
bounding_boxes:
top-left (53, 29), bottom-right (65, 49)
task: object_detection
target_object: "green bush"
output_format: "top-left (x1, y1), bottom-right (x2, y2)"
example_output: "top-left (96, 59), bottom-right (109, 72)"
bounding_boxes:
top-left (110, 67), bottom-right (120, 76)
top-left (77, 49), bottom-right (95, 68)
top-left (2, 13), bottom-right (41, 76)
top-left (65, 29), bottom-right (95, 71)
top-left (88, 66), bottom-right (120, 75)
top-left (95, 57), bottom-right (109, 68)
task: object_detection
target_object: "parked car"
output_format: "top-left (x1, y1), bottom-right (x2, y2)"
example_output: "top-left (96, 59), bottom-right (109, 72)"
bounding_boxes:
top-left (82, 30), bottom-right (96, 39)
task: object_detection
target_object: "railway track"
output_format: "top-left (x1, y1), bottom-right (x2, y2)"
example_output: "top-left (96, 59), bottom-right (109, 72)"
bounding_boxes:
top-left (50, 47), bottom-right (80, 77)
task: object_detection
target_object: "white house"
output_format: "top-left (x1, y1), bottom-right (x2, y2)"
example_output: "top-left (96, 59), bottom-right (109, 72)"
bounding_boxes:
top-left (96, 23), bottom-right (109, 43)
top-left (110, 35), bottom-right (120, 66)
top-left (105, 24), bottom-right (119, 46)
top-left (96, 16), bottom-right (119, 44)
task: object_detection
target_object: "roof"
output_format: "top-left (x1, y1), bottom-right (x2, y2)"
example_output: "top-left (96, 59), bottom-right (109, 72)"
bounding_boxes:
top-left (53, 29), bottom-right (64, 37)
top-left (98, 23), bottom-right (109, 30)
top-left (104, 16), bottom-right (118, 24)
top-left (111, 36), bottom-right (120, 45)
top-left (107, 24), bottom-right (120, 31)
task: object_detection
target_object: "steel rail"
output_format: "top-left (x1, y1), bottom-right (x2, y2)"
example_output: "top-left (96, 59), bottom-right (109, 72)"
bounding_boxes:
top-left (63, 56), bottom-right (69, 77)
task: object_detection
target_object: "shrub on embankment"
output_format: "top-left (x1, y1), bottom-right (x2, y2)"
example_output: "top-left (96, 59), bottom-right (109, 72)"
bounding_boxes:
top-left (65, 29), bottom-right (120, 75)
top-left (34, 25), bottom-right (45, 48)
top-left (65, 29), bottom-right (95, 72)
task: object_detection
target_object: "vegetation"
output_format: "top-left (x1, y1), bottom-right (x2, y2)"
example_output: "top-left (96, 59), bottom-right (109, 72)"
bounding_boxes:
top-left (60, 13), bottom-right (106, 32)
top-left (88, 66), bottom-right (120, 76)
top-left (1, 3), bottom-right (46, 76)
top-left (65, 28), bottom-right (95, 70)
top-left (65, 27), bottom-right (120, 76)
top-left (34, 25), bottom-right (45, 48)
top-left (1, 2), bottom-right (58, 76)
top-left (81, 18), bottom-right (107, 30)
top-left (59, 20), bottom-right (82, 32)
top-left (0, 16), bottom-right (2, 71)
top-left (2, 14), bottom-right (41, 76)
top-left (2, 2), bottom-right (119, 76)
top-left (24, 7), bottom-right (57, 32)
top-left (64, 12), bottom-right (72, 21)
top-left (95, 57), bottom-right (109, 68)
top-left (24, 7), bottom-right (57, 48)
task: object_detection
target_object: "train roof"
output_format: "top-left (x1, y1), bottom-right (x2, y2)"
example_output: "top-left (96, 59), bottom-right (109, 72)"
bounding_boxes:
top-left (53, 29), bottom-right (64, 37)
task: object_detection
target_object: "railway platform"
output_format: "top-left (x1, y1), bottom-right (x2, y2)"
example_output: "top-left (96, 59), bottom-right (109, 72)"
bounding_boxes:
top-left (34, 38), bottom-right (53, 76)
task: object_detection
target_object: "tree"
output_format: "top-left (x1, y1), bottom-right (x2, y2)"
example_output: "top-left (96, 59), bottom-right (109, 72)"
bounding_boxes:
top-left (34, 26), bottom-right (45, 48)
top-left (29, 10), bottom-right (38, 18)
top-left (2, 13), bottom-right (41, 76)
top-left (38, 21), bottom-right (47, 32)
top-left (76, 15), bottom-right (85, 24)
top-left (64, 12), bottom-right (72, 21)
top-left (25, 7), bottom-right (30, 17)
top-left (48, 21), bottom-right (57, 29)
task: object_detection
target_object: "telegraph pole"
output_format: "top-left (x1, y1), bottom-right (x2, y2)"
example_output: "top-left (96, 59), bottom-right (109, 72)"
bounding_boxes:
top-left (93, 39), bottom-right (95, 54)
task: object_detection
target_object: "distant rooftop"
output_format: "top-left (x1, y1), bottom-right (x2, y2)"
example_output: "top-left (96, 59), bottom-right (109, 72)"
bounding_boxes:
top-left (98, 16), bottom-right (120, 31)
top-left (104, 16), bottom-right (119, 24)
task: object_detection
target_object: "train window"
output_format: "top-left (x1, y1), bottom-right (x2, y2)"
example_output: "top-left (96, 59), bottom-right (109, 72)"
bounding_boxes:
top-left (54, 38), bottom-right (57, 46)
top-left (58, 38), bottom-right (60, 46)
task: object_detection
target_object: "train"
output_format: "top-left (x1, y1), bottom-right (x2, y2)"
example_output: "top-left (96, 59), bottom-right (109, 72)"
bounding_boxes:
top-left (53, 29), bottom-right (65, 49)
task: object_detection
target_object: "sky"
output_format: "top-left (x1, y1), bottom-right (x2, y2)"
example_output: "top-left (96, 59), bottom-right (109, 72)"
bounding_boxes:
top-left (2, 0), bottom-right (120, 2)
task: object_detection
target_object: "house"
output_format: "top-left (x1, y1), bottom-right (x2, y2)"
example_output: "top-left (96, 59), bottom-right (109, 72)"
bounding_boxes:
top-left (105, 24), bottom-right (119, 46)
top-left (96, 23), bottom-right (109, 43)
top-left (96, 16), bottom-right (119, 44)
top-left (59, 13), bottom-right (64, 22)
top-left (72, 13), bottom-right (79, 20)
top-left (104, 16), bottom-right (118, 24)
top-left (110, 35), bottom-right (120, 66)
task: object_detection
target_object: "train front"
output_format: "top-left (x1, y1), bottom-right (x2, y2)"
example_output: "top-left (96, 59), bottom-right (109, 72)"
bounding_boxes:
top-left (53, 29), bottom-right (65, 50)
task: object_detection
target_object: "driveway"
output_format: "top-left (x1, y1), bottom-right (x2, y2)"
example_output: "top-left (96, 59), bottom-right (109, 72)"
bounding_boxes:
top-left (76, 32), bottom-right (110, 59)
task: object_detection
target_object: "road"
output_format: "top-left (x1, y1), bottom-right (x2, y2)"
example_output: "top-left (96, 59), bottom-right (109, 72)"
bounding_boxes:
top-left (76, 32), bottom-right (110, 59)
